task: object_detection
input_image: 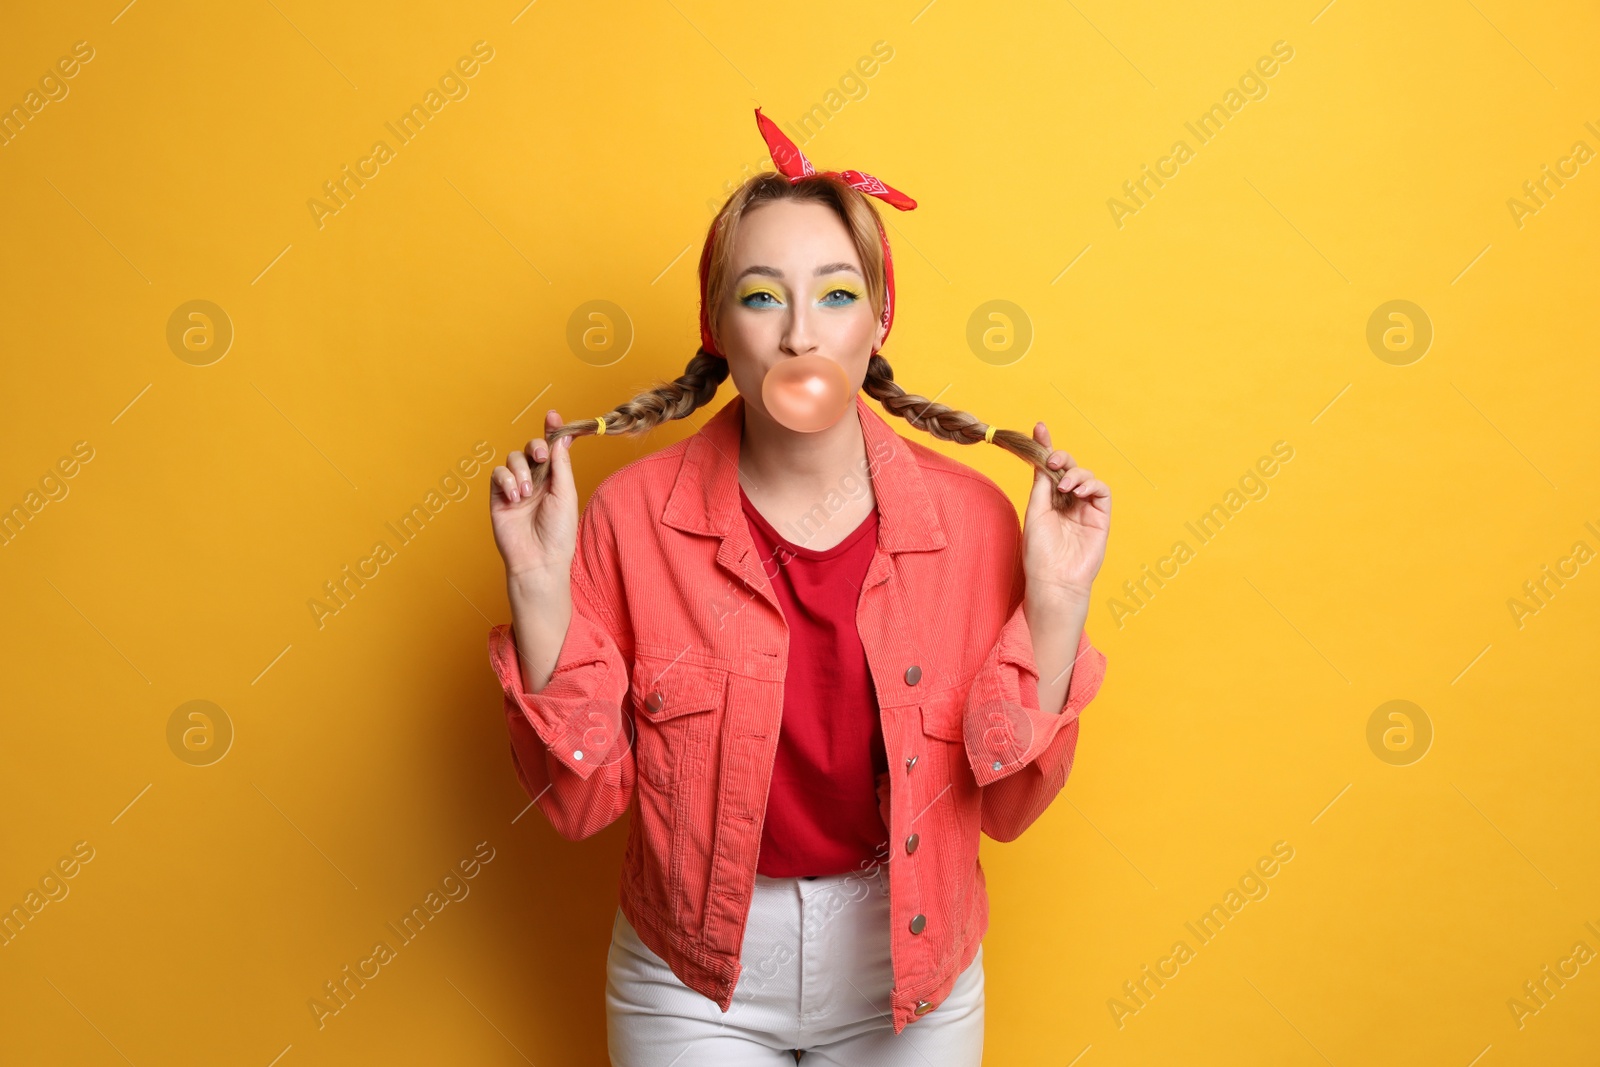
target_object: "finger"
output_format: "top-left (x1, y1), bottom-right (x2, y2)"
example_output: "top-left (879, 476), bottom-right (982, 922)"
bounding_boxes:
top-left (1028, 453), bottom-right (1059, 516)
top-left (1053, 466), bottom-right (1089, 495)
top-left (1034, 421), bottom-right (1051, 449)
top-left (507, 449), bottom-right (534, 496)
top-left (546, 427), bottom-right (577, 501)
top-left (523, 410), bottom-right (563, 462)
top-left (1071, 476), bottom-right (1110, 503)
top-left (490, 465), bottom-right (520, 504)
top-left (1044, 448), bottom-right (1076, 470)
top-left (1065, 471), bottom-right (1105, 496)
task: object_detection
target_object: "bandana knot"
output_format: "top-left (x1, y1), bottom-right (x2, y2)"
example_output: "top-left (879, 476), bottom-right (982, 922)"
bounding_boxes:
top-left (697, 107), bottom-right (917, 359)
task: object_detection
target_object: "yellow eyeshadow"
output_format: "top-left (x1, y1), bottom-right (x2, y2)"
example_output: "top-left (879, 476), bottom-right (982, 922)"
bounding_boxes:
top-left (817, 279), bottom-right (865, 298)
top-left (736, 283), bottom-right (783, 301)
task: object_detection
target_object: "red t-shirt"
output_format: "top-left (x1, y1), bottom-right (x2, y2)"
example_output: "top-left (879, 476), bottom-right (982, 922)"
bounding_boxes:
top-left (739, 484), bottom-right (890, 878)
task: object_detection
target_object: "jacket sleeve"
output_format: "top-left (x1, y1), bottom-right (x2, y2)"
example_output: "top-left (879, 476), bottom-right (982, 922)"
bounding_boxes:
top-left (962, 504), bottom-right (1107, 843)
top-left (487, 491), bottom-right (635, 842)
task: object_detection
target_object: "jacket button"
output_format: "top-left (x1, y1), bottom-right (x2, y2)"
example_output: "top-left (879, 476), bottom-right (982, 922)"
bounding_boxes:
top-left (645, 691), bottom-right (665, 713)
top-left (904, 665), bottom-right (922, 685)
top-left (905, 833), bottom-right (919, 854)
top-left (914, 999), bottom-right (935, 1015)
top-left (909, 913), bottom-right (926, 934)
top-left (991, 760), bottom-right (1003, 771)
top-left (573, 750), bottom-right (584, 760)
top-left (905, 754), bottom-right (918, 773)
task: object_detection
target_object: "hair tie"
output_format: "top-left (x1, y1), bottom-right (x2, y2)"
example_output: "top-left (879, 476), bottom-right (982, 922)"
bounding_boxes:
top-left (595, 417), bottom-right (606, 436)
top-left (983, 424), bottom-right (996, 444)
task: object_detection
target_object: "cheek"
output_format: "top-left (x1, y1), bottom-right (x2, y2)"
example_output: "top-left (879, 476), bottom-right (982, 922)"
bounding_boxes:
top-left (729, 355), bottom-right (764, 400)
top-left (717, 318), bottom-right (770, 399)
top-left (842, 307), bottom-right (882, 364)
top-left (720, 303), bottom-right (771, 346)
top-left (720, 341), bottom-right (769, 405)
top-left (834, 303), bottom-right (877, 343)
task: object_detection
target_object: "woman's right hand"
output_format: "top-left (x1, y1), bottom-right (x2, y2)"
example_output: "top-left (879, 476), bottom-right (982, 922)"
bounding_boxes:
top-left (490, 410), bottom-right (578, 583)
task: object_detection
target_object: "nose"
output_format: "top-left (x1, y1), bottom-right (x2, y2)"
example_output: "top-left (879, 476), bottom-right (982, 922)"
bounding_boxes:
top-left (780, 301), bottom-right (819, 357)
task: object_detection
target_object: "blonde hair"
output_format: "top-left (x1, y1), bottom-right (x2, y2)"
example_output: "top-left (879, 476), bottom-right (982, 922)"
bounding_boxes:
top-left (533, 171), bottom-right (1075, 509)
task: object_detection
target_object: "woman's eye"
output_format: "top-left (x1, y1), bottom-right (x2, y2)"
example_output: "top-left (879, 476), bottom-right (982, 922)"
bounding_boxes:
top-left (820, 288), bottom-right (859, 306)
top-left (740, 291), bottom-right (781, 307)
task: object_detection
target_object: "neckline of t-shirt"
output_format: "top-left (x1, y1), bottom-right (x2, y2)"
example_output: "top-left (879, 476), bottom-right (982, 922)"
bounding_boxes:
top-left (739, 484), bottom-right (879, 562)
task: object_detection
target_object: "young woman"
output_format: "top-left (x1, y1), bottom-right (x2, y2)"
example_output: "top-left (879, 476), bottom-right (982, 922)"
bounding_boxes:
top-left (487, 109), bottom-right (1110, 1066)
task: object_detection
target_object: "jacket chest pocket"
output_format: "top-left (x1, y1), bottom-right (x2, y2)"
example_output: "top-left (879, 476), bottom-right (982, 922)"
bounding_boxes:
top-left (919, 688), bottom-right (979, 800)
top-left (919, 690), bottom-right (965, 743)
top-left (630, 652), bottom-right (728, 790)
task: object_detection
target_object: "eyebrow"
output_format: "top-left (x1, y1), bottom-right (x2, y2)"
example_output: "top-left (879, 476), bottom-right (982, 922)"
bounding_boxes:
top-left (734, 262), bottom-right (862, 282)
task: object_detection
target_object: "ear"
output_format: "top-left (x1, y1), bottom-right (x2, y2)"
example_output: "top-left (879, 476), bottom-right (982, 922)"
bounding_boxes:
top-left (873, 316), bottom-right (887, 353)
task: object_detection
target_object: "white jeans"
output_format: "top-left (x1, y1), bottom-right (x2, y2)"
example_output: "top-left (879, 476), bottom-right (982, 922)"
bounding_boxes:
top-left (606, 865), bottom-right (985, 1065)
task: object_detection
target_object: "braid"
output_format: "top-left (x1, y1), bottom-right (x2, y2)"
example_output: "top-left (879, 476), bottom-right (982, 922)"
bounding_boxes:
top-left (861, 354), bottom-right (1076, 512)
top-left (529, 347), bottom-right (729, 491)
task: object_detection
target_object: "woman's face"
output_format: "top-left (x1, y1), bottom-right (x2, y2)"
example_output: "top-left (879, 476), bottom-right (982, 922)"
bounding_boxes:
top-left (714, 199), bottom-right (885, 422)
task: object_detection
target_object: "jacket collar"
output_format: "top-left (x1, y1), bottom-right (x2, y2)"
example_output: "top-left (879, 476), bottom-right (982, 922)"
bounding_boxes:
top-left (662, 391), bottom-right (947, 555)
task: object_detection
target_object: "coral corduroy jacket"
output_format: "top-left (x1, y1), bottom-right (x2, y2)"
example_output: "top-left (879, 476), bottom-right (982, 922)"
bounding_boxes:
top-left (487, 392), bottom-right (1107, 1034)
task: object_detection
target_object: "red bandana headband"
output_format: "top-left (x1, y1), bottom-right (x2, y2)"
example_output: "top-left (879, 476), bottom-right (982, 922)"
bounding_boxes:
top-left (697, 106), bottom-right (917, 359)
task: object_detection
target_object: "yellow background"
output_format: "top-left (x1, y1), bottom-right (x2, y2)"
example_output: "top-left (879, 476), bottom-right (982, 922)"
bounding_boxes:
top-left (2, 0), bottom-right (1597, 1063)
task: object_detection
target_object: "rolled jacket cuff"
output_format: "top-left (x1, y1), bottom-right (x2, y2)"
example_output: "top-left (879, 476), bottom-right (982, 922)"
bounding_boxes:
top-left (964, 602), bottom-right (1106, 788)
top-left (488, 616), bottom-right (629, 782)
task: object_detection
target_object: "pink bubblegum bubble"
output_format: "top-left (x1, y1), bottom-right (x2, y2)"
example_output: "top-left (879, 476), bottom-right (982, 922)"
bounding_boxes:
top-left (761, 355), bottom-right (853, 432)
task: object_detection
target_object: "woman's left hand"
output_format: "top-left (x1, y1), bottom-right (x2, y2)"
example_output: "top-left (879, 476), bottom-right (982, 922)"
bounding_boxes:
top-left (1022, 421), bottom-right (1110, 602)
